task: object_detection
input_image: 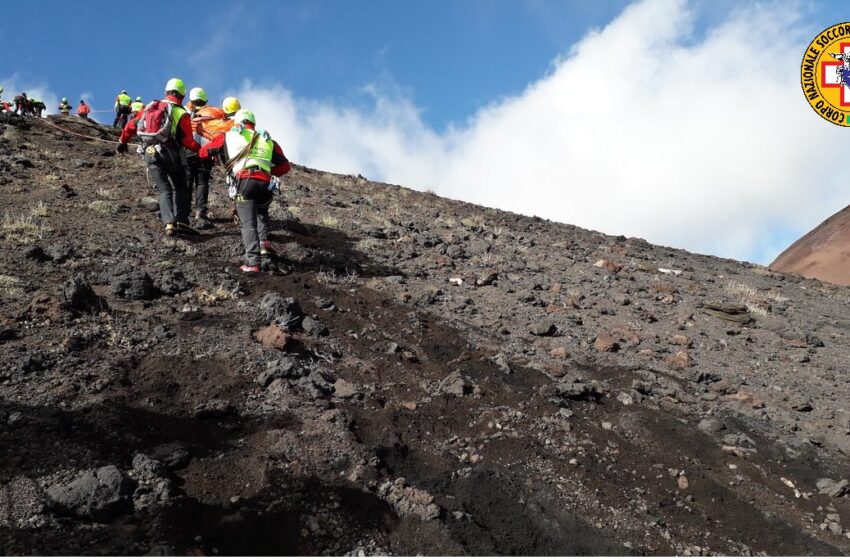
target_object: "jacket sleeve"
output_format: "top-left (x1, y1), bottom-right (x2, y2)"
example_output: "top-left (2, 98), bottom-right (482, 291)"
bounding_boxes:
top-left (270, 141), bottom-right (291, 177)
top-left (199, 133), bottom-right (227, 161)
top-left (177, 113), bottom-right (201, 152)
top-left (118, 112), bottom-right (142, 143)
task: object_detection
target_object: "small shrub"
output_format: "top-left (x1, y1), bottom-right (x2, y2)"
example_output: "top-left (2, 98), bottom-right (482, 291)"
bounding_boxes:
top-left (31, 201), bottom-right (48, 217)
top-left (1, 212), bottom-right (51, 243)
top-left (0, 275), bottom-right (23, 297)
top-left (88, 200), bottom-right (119, 215)
top-left (321, 215), bottom-right (340, 228)
top-left (195, 284), bottom-right (238, 305)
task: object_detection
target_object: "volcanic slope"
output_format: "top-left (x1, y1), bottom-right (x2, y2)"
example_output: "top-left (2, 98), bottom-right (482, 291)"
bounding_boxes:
top-left (771, 205), bottom-right (850, 286)
top-left (1, 115), bottom-right (850, 555)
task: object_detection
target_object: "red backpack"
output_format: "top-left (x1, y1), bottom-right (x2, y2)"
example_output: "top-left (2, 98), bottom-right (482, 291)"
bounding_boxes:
top-left (137, 100), bottom-right (174, 145)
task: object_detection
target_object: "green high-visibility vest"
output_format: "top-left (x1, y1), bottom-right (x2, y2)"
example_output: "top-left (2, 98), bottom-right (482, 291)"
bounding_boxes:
top-left (117, 93), bottom-right (131, 106)
top-left (131, 101), bottom-right (144, 113)
top-left (225, 126), bottom-right (274, 172)
top-left (168, 102), bottom-right (187, 137)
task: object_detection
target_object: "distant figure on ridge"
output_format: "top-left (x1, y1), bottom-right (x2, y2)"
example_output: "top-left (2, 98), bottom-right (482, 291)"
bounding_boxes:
top-left (14, 92), bottom-right (28, 115)
top-left (30, 99), bottom-right (45, 117)
top-left (77, 99), bottom-right (90, 120)
top-left (58, 97), bottom-right (71, 116)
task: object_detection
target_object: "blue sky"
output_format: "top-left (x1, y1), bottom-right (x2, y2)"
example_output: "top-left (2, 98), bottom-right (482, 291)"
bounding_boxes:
top-left (3, 0), bottom-right (629, 126)
top-left (1, 1), bottom-right (847, 264)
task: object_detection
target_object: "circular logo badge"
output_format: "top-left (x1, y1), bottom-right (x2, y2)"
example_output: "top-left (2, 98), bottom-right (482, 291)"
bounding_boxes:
top-left (802, 23), bottom-right (850, 126)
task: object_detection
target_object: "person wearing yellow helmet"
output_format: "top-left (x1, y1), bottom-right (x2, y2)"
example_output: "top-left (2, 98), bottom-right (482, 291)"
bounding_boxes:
top-left (185, 86), bottom-right (215, 220)
top-left (116, 78), bottom-right (202, 237)
top-left (199, 108), bottom-right (292, 273)
top-left (222, 96), bottom-right (241, 117)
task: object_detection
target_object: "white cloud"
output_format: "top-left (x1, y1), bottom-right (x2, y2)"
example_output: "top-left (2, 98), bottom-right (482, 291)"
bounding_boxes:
top-left (233, 0), bottom-right (840, 264)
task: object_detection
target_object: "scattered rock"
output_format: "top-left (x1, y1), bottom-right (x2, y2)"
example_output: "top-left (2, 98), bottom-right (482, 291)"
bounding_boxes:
top-left (314, 296), bottom-right (335, 309)
top-left (665, 350), bottom-right (692, 369)
top-left (258, 292), bottom-right (303, 328)
top-left (139, 196), bottom-right (159, 212)
top-left (378, 478), bottom-right (440, 521)
top-left (61, 275), bottom-right (108, 313)
top-left (111, 268), bottom-right (155, 300)
top-left (555, 375), bottom-right (600, 401)
top-left (47, 465), bottom-right (134, 520)
top-left (594, 331), bottom-right (619, 352)
top-left (435, 370), bottom-right (478, 397)
top-left (159, 269), bottom-right (190, 296)
top-left (593, 259), bottom-right (623, 273)
top-left (703, 302), bottom-right (754, 325)
top-left (23, 245), bottom-right (49, 263)
top-left (256, 357), bottom-right (305, 387)
top-left (530, 321), bottom-right (557, 337)
top-left (193, 399), bottom-right (234, 419)
top-left (817, 478), bottom-right (850, 498)
top-left (0, 477), bottom-right (47, 529)
top-left (301, 315), bottom-right (329, 337)
top-left (334, 379), bottom-right (359, 398)
top-left (698, 417), bottom-right (726, 433)
top-left (150, 442), bottom-right (190, 469)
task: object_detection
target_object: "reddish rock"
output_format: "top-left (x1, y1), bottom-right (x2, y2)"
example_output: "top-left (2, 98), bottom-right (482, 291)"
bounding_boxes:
top-left (594, 331), bottom-right (619, 353)
top-left (476, 270), bottom-right (498, 286)
top-left (593, 259), bottom-right (623, 274)
top-left (549, 347), bottom-right (569, 359)
top-left (549, 282), bottom-right (562, 293)
top-left (670, 334), bottom-right (691, 347)
top-left (254, 325), bottom-right (291, 350)
top-left (665, 350), bottom-right (692, 369)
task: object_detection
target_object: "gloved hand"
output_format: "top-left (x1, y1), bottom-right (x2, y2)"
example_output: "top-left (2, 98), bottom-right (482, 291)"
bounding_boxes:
top-left (116, 143), bottom-right (128, 154)
top-left (230, 206), bottom-right (240, 225)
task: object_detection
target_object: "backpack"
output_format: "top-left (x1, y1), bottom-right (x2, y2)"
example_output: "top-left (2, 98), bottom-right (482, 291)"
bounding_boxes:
top-left (137, 100), bottom-right (174, 145)
top-left (192, 106), bottom-right (235, 142)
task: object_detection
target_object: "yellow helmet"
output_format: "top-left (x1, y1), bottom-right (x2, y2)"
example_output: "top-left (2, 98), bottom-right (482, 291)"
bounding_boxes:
top-left (222, 96), bottom-right (241, 116)
top-left (165, 78), bottom-right (186, 97)
top-left (189, 87), bottom-right (207, 103)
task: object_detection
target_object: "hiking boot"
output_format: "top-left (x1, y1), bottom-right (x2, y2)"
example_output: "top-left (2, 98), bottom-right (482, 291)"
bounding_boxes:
top-left (260, 240), bottom-right (275, 256)
top-left (165, 223), bottom-right (176, 236)
top-left (194, 210), bottom-right (209, 220)
top-left (240, 265), bottom-right (260, 274)
top-left (176, 222), bottom-right (199, 235)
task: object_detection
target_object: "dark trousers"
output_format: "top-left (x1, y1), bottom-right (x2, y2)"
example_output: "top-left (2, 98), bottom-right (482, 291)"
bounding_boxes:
top-left (113, 105), bottom-right (130, 127)
top-left (234, 177), bottom-right (273, 266)
top-left (185, 153), bottom-right (214, 213)
top-left (145, 144), bottom-right (190, 225)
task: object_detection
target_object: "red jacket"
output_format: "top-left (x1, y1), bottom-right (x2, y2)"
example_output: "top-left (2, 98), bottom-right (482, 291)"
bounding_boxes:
top-left (199, 123), bottom-right (291, 181)
top-left (77, 103), bottom-right (90, 115)
top-left (118, 95), bottom-right (200, 152)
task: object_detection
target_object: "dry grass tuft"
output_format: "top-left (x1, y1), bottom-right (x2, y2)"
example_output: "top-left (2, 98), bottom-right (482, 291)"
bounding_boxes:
top-left (1, 212), bottom-right (51, 243)
top-left (321, 215), bottom-right (340, 228)
top-left (725, 281), bottom-right (776, 317)
top-left (88, 200), bottom-right (119, 215)
top-left (195, 284), bottom-right (239, 305)
top-left (31, 201), bottom-right (48, 217)
top-left (0, 275), bottom-right (23, 297)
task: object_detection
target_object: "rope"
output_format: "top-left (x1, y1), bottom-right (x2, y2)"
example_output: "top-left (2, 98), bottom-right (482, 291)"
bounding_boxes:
top-left (40, 117), bottom-right (140, 148)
